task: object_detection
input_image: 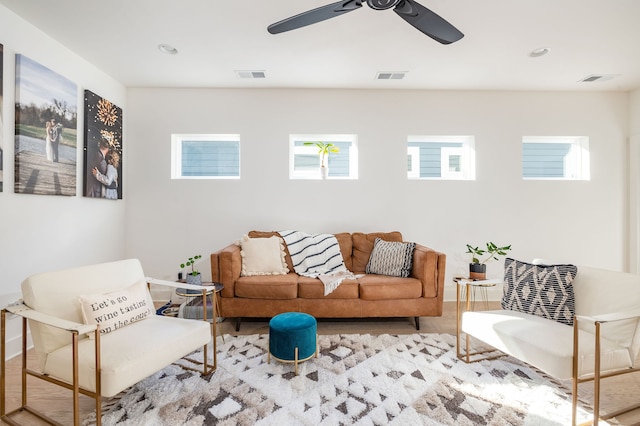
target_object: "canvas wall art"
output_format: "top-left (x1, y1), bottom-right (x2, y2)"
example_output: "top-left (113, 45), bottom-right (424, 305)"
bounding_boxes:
top-left (14, 54), bottom-right (78, 196)
top-left (83, 90), bottom-right (123, 199)
top-left (0, 43), bottom-right (4, 192)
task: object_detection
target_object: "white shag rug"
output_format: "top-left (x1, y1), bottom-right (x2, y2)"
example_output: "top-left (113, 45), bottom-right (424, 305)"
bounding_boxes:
top-left (85, 333), bottom-right (611, 425)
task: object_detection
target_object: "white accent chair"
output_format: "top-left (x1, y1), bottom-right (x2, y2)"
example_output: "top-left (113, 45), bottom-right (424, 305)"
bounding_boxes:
top-left (458, 264), bottom-right (640, 426)
top-left (1, 259), bottom-right (216, 426)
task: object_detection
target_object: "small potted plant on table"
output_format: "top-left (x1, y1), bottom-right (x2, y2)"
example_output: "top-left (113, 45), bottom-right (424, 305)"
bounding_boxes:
top-left (465, 242), bottom-right (511, 280)
top-left (180, 254), bottom-right (202, 285)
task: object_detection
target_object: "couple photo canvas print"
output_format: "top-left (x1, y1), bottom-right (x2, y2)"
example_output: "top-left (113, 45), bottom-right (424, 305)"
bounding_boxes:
top-left (83, 89), bottom-right (123, 200)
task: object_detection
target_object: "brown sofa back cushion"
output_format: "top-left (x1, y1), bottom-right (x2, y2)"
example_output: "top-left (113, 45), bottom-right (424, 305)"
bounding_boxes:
top-left (351, 232), bottom-right (403, 273)
top-left (334, 232), bottom-right (353, 271)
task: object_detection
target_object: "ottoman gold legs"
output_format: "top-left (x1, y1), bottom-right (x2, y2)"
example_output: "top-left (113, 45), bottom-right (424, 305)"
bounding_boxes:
top-left (268, 337), bottom-right (319, 375)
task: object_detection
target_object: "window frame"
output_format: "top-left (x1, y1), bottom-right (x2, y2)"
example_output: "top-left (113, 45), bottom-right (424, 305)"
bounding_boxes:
top-left (171, 133), bottom-right (241, 180)
top-left (289, 134), bottom-right (358, 180)
top-left (522, 136), bottom-right (590, 181)
top-left (407, 135), bottom-right (476, 180)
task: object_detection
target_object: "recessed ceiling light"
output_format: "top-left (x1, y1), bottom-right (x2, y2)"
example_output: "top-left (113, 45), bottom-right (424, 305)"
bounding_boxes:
top-left (529, 47), bottom-right (550, 58)
top-left (158, 44), bottom-right (178, 55)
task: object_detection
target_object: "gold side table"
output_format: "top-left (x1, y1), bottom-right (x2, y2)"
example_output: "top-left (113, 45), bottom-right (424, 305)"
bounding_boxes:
top-left (176, 282), bottom-right (224, 371)
top-left (455, 277), bottom-right (503, 363)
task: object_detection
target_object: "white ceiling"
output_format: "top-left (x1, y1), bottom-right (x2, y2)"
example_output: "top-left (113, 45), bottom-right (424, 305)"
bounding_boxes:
top-left (2, 0), bottom-right (640, 91)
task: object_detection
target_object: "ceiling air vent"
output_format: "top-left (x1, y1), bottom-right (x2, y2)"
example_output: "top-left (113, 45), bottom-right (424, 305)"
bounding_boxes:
top-left (376, 71), bottom-right (407, 80)
top-left (579, 74), bottom-right (619, 83)
top-left (235, 70), bottom-right (266, 79)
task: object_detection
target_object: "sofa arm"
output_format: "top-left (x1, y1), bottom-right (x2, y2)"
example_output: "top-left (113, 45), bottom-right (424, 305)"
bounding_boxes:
top-left (211, 243), bottom-right (242, 298)
top-left (5, 303), bottom-right (97, 335)
top-left (412, 244), bottom-right (446, 301)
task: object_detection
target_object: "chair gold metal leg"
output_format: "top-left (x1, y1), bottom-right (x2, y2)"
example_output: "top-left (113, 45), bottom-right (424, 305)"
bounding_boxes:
top-left (72, 332), bottom-right (80, 426)
top-left (456, 284), bottom-right (461, 360)
top-left (572, 317), bottom-right (579, 426)
top-left (22, 317), bottom-right (27, 408)
top-left (593, 322), bottom-right (602, 426)
top-left (1, 310), bottom-right (7, 418)
top-left (95, 330), bottom-right (102, 426)
top-left (294, 347), bottom-right (299, 376)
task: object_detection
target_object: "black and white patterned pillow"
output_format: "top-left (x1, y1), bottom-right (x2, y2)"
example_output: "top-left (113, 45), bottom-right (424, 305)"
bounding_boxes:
top-left (365, 238), bottom-right (416, 278)
top-left (502, 258), bottom-right (578, 325)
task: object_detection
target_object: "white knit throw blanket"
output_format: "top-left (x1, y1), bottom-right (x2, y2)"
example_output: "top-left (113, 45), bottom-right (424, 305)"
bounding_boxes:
top-left (279, 230), bottom-right (359, 295)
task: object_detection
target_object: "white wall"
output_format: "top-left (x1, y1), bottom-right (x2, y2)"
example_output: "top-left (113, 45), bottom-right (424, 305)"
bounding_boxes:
top-left (126, 88), bottom-right (629, 301)
top-left (0, 5), bottom-right (127, 357)
top-left (630, 89), bottom-right (640, 272)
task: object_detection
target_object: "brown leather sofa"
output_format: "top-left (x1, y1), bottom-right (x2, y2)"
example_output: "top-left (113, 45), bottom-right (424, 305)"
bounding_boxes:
top-left (210, 231), bottom-right (446, 331)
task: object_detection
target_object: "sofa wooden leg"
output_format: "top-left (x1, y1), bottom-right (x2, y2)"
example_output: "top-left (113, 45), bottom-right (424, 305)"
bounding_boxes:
top-left (415, 317), bottom-right (420, 330)
top-left (235, 318), bottom-right (241, 332)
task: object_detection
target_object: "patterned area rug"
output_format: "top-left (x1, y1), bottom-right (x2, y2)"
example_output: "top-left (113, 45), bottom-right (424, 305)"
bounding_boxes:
top-left (85, 333), bottom-right (608, 425)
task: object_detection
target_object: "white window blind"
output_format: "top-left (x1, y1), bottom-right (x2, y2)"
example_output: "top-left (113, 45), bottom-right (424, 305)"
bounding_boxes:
top-left (171, 134), bottom-right (240, 179)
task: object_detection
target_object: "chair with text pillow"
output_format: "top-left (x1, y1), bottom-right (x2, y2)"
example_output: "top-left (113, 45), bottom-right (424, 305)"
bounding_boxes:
top-left (1, 259), bottom-right (216, 426)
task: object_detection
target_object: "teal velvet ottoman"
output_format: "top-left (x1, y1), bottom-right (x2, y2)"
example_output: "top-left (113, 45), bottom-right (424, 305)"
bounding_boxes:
top-left (268, 312), bottom-right (318, 375)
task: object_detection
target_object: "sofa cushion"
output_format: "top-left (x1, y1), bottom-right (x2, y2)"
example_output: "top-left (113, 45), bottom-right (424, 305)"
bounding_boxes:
top-left (502, 258), bottom-right (578, 326)
top-left (366, 238), bottom-right (415, 278)
top-left (234, 274), bottom-right (298, 299)
top-left (352, 232), bottom-right (403, 273)
top-left (238, 235), bottom-right (289, 276)
top-left (358, 275), bottom-right (422, 300)
top-left (78, 280), bottom-right (155, 337)
top-left (248, 231), bottom-right (294, 271)
top-left (298, 276), bottom-right (359, 299)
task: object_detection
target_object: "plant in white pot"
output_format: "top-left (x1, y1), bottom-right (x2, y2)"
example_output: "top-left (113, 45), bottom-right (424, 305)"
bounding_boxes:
top-left (303, 142), bottom-right (340, 179)
top-left (180, 254), bottom-right (202, 285)
top-left (465, 242), bottom-right (511, 280)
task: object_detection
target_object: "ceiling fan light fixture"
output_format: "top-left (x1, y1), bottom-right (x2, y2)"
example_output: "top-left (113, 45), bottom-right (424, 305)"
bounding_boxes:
top-left (529, 47), bottom-right (550, 58)
top-left (158, 44), bottom-right (178, 55)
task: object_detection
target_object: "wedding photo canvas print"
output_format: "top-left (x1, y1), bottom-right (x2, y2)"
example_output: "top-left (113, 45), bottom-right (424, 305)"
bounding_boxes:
top-left (14, 54), bottom-right (78, 196)
top-left (83, 90), bottom-right (123, 199)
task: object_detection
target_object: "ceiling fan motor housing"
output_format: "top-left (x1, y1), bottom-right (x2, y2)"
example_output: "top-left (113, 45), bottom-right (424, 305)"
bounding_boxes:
top-left (366, 0), bottom-right (402, 10)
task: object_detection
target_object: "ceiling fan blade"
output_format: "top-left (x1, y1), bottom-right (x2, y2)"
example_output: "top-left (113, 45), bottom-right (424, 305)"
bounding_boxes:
top-left (394, 0), bottom-right (463, 44)
top-left (268, 0), bottom-right (363, 34)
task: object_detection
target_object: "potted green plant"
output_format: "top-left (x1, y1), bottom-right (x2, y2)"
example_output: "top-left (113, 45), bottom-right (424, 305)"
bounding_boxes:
top-left (303, 142), bottom-right (339, 179)
top-left (465, 242), bottom-right (511, 279)
top-left (180, 254), bottom-right (202, 285)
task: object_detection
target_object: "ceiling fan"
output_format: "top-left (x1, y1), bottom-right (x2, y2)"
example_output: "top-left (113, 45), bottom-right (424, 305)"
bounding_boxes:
top-left (267, 0), bottom-right (464, 45)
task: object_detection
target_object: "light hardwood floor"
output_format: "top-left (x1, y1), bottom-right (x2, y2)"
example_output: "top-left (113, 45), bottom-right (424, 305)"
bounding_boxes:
top-left (2, 301), bottom-right (640, 425)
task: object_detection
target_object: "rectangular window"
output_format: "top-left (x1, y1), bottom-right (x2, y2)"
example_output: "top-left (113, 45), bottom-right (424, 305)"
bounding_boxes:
top-left (407, 136), bottom-right (475, 180)
top-left (171, 134), bottom-right (240, 179)
top-left (522, 136), bottom-right (589, 180)
top-left (289, 134), bottom-right (358, 179)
